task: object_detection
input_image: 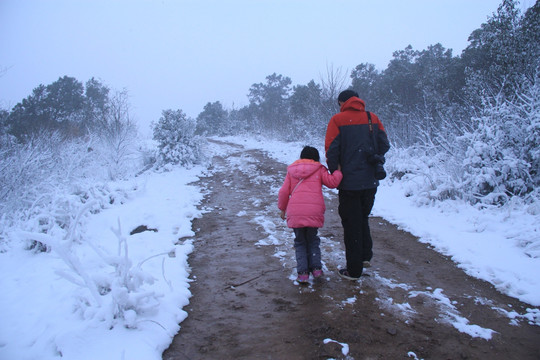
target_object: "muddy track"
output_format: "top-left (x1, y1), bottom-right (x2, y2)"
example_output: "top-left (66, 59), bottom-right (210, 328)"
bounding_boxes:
top-left (163, 140), bottom-right (540, 360)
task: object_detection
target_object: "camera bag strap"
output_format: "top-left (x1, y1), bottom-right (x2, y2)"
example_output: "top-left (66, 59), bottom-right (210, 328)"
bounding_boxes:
top-left (367, 111), bottom-right (378, 151)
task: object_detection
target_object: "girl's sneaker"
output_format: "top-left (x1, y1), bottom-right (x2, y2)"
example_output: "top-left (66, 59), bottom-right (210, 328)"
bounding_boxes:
top-left (312, 268), bottom-right (324, 278)
top-left (296, 272), bottom-right (309, 283)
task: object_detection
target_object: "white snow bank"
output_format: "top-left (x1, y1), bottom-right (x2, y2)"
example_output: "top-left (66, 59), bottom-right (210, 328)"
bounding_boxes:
top-left (0, 166), bottom-right (204, 360)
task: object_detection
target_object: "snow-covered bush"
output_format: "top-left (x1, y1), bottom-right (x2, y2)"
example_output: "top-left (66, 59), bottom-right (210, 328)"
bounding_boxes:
top-left (0, 130), bottom-right (144, 247)
top-left (1, 129), bottom-right (159, 328)
top-left (0, 132), bottom-right (85, 217)
top-left (152, 109), bottom-right (205, 168)
top-left (384, 145), bottom-right (464, 205)
top-left (385, 73), bottom-right (539, 209)
top-left (460, 75), bottom-right (539, 204)
top-left (13, 216), bottom-right (163, 329)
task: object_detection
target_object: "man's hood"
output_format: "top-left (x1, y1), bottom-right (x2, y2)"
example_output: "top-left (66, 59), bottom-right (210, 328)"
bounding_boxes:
top-left (340, 96), bottom-right (365, 112)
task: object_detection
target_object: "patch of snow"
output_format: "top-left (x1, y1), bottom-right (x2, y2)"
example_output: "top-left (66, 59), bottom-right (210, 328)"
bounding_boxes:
top-left (409, 288), bottom-right (496, 339)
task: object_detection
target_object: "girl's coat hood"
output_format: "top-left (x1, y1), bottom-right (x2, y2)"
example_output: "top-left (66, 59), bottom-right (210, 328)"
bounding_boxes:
top-left (287, 159), bottom-right (322, 180)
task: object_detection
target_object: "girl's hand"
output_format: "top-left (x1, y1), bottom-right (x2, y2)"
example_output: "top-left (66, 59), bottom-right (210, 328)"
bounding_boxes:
top-left (280, 210), bottom-right (286, 220)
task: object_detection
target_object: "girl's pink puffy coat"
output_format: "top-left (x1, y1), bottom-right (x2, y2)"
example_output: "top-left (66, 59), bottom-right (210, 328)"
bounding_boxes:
top-left (278, 159), bottom-right (343, 228)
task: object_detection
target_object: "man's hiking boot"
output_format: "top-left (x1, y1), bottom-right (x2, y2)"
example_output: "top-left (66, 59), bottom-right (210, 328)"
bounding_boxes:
top-left (338, 269), bottom-right (360, 281)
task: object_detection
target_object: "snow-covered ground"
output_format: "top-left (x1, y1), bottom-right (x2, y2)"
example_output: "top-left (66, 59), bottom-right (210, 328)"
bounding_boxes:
top-left (0, 166), bottom-right (204, 360)
top-left (0, 136), bottom-right (539, 360)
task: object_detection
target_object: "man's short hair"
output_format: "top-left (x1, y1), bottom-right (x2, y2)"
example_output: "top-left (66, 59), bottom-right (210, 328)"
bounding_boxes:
top-left (338, 90), bottom-right (359, 103)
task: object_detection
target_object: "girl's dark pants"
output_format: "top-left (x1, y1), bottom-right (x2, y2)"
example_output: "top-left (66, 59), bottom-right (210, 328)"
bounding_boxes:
top-left (293, 227), bottom-right (321, 274)
top-left (338, 188), bottom-right (377, 278)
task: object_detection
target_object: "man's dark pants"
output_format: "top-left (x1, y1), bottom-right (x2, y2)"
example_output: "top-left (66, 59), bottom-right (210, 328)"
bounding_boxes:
top-left (338, 188), bottom-right (377, 278)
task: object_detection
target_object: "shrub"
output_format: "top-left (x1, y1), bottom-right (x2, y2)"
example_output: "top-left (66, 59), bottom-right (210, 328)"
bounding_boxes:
top-left (152, 109), bottom-right (204, 167)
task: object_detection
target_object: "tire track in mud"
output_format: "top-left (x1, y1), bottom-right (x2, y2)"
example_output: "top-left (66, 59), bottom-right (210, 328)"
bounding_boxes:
top-left (163, 139), bottom-right (540, 360)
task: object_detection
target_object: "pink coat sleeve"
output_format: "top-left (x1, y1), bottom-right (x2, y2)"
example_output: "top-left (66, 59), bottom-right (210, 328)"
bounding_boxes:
top-left (321, 167), bottom-right (343, 189)
top-left (278, 173), bottom-right (292, 211)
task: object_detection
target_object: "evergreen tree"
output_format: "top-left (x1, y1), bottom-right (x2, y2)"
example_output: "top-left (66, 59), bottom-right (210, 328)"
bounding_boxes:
top-left (288, 80), bottom-right (326, 138)
top-left (195, 101), bottom-right (228, 136)
top-left (248, 73), bottom-right (292, 133)
top-left (152, 109), bottom-right (202, 167)
top-left (84, 78), bottom-right (110, 129)
top-left (7, 76), bottom-right (111, 141)
top-left (461, 0), bottom-right (534, 101)
top-left (350, 63), bottom-right (381, 108)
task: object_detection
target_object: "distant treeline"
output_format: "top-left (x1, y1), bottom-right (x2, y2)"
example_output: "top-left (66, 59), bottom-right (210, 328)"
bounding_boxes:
top-left (192, 0), bottom-right (539, 145)
top-left (2, 0), bottom-right (537, 148)
top-left (0, 0), bottom-right (538, 207)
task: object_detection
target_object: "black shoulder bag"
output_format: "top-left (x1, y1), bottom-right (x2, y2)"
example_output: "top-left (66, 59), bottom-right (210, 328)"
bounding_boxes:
top-left (367, 111), bottom-right (387, 180)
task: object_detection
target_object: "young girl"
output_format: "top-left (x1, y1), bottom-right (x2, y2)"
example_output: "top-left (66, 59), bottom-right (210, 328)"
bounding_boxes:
top-left (278, 146), bottom-right (343, 283)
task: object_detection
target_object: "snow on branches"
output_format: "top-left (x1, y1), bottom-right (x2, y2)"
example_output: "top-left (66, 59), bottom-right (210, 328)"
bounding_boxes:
top-left (152, 109), bottom-right (205, 168)
top-left (385, 73), bottom-right (539, 209)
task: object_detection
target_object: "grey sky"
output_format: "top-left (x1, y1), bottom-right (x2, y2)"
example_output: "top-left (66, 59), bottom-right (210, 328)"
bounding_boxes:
top-left (1, 0), bottom-right (530, 135)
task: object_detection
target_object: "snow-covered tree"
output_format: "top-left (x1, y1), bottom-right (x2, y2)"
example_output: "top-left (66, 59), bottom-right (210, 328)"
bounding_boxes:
top-left (152, 109), bottom-right (203, 167)
top-left (288, 80), bottom-right (327, 139)
top-left (458, 79), bottom-right (538, 205)
top-left (93, 90), bottom-right (139, 180)
top-left (195, 101), bottom-right (228, 136)
top-left (6, 76), bottom-right (116, 141)
top-left (319, 63), bottom-right (349, 121)
top-left (248, 73), bottom-right (292, 134)
top-left (385, 72), bottom-right (540, 206)
top-left (462, 0), bottom-right (539, 104)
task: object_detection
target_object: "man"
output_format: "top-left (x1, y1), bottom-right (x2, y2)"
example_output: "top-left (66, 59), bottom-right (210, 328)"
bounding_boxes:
top-left (324, 90), bottom-right (390, 280)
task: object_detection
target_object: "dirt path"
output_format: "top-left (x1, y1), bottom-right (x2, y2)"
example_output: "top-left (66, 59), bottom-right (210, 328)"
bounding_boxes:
top-left (163, 140), bottom-right (540, 360)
